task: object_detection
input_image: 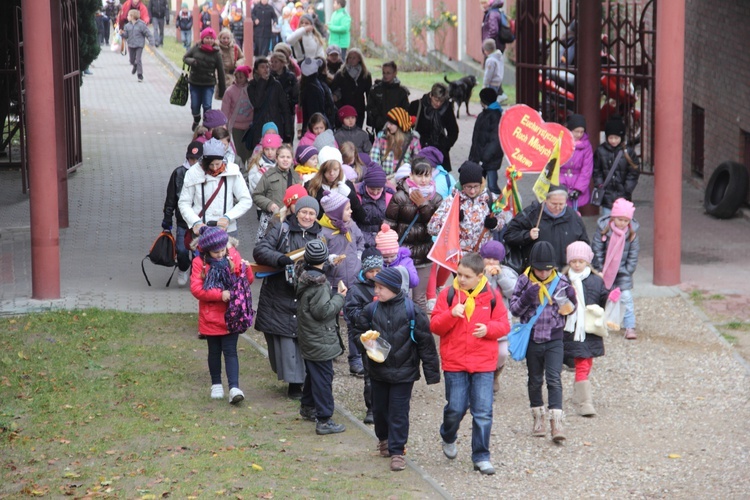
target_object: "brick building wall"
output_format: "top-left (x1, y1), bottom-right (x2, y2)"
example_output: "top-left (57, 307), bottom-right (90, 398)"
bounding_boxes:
top-left (683, 0), bottom-right (750, 200)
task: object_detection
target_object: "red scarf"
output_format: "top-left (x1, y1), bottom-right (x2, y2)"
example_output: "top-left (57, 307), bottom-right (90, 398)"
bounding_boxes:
top-left (207, 164), bottom-right (226, 177)
top-left (200, 44), bottom-right (217, 53)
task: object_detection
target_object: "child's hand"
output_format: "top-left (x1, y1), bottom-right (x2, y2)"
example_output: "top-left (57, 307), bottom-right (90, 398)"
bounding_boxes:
top-left (521, 284), bottom-right (540, 303)
top-left (485, 265), bottom-right (501, 276)
top-left (268, 203), bottom-right (279, 213)
top-left (409, 190), bottom-right (426, 207)
top-left (221, 290), bottom-right (230, 302)
top-left (472, 323), bottom-right (488, 338)
top-left (451, 303), bottom-right (465, 318)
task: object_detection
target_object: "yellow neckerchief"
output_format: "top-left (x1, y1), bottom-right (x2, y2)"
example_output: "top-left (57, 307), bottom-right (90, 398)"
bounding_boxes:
top-left (295, 164), bottom-right (318, 176)
top-left (318, 214), bottom-right (352, 242)
top-left (525, 267), bottom-right (558, 305)
top-left (451, 275), bottom-right (489, 321)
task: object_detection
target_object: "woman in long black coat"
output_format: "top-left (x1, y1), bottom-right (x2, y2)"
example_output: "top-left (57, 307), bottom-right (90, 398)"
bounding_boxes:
top-left (330, 48), bottom-right (372, 128)
top-left (251, 0), bottom-right (277, 56)
top-left (244, 58), bottom-right (288, 150)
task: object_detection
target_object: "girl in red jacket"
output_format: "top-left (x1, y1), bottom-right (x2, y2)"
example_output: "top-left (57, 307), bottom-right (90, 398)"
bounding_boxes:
top-left (430, 252), bottom-right (510, 476)
top-left (190, 226), bottom-right (254, 404)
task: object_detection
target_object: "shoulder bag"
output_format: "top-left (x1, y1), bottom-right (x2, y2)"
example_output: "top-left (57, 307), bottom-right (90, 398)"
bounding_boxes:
top-left (507, 276), bottom-right (560, 361)
top-left (184, 177), bottom-right (227, 248)
top-left (591, 150), bottom-right (624, 206)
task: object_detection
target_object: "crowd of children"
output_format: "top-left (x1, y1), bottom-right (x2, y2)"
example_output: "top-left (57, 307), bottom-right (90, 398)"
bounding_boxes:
top-left (154, 32), bottom-right (644, 475)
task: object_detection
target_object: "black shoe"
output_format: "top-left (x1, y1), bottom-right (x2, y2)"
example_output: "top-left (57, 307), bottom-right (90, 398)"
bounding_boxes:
top-left (131, 65), bottom-right (137, 74)
top-left (349, 364), bottom-right (365, 377)
top-left (137, 74), bottom-right (143, 82)
top-left (363, 410), bottom-right (374, 425)
top-left (287, 383), bottom-right (303, 400)
top-left (299, 405), bottom-right (317, 422)
top-left (316, 419), bottom-right (345, 435)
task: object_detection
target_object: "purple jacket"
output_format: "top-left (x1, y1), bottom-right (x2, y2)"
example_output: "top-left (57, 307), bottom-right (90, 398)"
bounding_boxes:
top-left (510, 273), bottom-right (576, 343)
top-left (560, 133), bottom-right (594, 208)
top-left (356, 182), bottom-right (395, 248)
top-left (481, 1), bottom-right (507, 52)
top-left (387, 246), bottom-right (419, 289)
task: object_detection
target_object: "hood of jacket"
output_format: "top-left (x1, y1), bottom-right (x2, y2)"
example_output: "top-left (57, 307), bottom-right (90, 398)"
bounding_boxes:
top-left (296, 265), bottom-right (328, 294)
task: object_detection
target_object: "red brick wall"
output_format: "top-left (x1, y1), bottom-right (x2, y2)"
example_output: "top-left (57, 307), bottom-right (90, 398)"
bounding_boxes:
top-left (683, 0), bottom-right (750, 198)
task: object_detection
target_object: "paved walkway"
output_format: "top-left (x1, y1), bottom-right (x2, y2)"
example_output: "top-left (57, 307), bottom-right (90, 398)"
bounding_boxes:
top-left (2, 45), bottom-right (750, 318)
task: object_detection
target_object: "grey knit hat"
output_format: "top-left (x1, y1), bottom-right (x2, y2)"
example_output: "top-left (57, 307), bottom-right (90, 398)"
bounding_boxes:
top-left (295, 195), bottom-right (320, 216)
top-left (304, 239), bottom-right (329, 265)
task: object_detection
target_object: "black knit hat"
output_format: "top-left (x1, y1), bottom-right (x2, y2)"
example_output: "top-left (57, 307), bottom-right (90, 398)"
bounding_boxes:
top-left (372, 267), bottom-right (402, 293)
top-left (479, 87), bottom-right (498, 105)
top-left (361, 245), bottom-right (384, 274)
top-left (604, 116), bottom-right (626, 139)
top-left (459, 161), bottom-right (483, 186)
top-left (304, 239), bottom-right (329, 265)
top-left (529, 241), bottom-right (556, 270)
top-left (567, 114), bottom-right (586, 131)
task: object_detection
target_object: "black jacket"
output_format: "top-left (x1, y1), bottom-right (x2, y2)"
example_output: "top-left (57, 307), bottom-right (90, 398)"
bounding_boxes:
top-left (251, 3), bottom-right (277, 40)
top-left (409, 94), bottom-right (459, 171)
top-left (149, 0), bottom-right (169, 20)
top-left (593, 143), bottom-right (640, 209)
top-left (344, 273), bottom-right (375, 332)
top-left (563, 272), bottom-right (609, 359)
top-left (331, 69), bottom-right (372, 128)
top-left (367, 78), bottom-right (410, 132)
top-left (252, 215), bottom-right (323, 337)
top-left (163, 164), bottom-right (188, 229)
top-left (245, 77), bottom-right (287, 149)
top-left (356, 292), bottom-right (441, 385)
top-left (469, 106), bottom-right (503, 171)
top-left (300, 75), bottom-right (336, 132)
top-left (272, 68), bottom-right (299, 143)
top-left (504, 201), bottom-right (591, 271)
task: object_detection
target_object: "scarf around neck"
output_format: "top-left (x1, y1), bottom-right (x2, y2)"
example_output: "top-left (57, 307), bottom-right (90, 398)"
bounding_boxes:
top-left (200, 43), bottom-right (217, 53)
top-left (405, 178), bottom-right (436, 199)
top-left (203, 255), bottom-right (233, 291)
top-left (295, 164), bottom-right (318, 176)
top-left (601, 222), bottom-right (628, 289)
top-left (346, 64), bottom-right (362, 81)
top-left (565, 266), bottom-right (590, 342)
top-left (451, 275), bottom-right (489, 321)
top-left (525, 268), bottom-right (558, 305)
top-left (207, 164), bottom-right (226, 177)
top-left (319, 213), bottom-right (351, 241)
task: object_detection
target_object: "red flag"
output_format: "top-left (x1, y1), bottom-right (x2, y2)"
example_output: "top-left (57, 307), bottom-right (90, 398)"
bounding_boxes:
top-left (427, 195), bottom-right (462, 272)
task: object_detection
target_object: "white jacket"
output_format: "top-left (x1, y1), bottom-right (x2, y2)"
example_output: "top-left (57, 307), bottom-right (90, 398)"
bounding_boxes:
top-left (178, 162), bottom-right (252, 233)
top-left (286, 27), bottom-right (326, 62)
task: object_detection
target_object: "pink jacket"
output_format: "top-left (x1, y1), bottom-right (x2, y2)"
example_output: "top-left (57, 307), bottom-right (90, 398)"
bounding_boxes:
top-left (190, 247), bottom-right (254, 335)
top-left (560, 132), bottom-right (594, 208)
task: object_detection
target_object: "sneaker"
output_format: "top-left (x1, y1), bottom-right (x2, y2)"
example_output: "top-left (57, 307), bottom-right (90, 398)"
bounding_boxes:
top-left (315, 419), bottom-right (346, 435)
top-left (426, 298), bottom-right (437, 313)
top-left (390, 454), bottom-right (406, 471)
top-left (228, 387), bottom-right (244, 404)
top-left (377, 439), bottom-right (389, 457)
top-left (349, 363), bottom-right (365, 377)
top-left (497, 93), bottom-right (509, 103)
top-left (473, 461), bottom-right (496, 475)
top-left (442, 440), bottom-right (458, 460)
top-left (177, 269), bottom-right (190, 287)
top-left (137, 74), bottom-right (143, 82)
top-left (210, 384), bottom-right (224, 399)
top-left (131, 65), bottom-right (137, 74)
top-left (299, 405), bottom-right (317, 422)
top-left (363, 410), bottom-right (374, 425)
top-left (625, 328), bottom-right (637, 340)
top-left (83, 68), bottom-right (93, 75)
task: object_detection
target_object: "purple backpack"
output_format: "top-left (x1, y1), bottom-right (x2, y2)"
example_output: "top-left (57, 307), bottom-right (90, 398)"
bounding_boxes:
top-left (225, 263), bottom-right (255, 333)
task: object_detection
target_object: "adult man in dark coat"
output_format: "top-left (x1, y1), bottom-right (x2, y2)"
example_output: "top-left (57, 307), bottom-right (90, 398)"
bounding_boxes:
top-left (244, 57), bottom-right (287, 149)
top-left (367, 61), bottom-right (410, 133)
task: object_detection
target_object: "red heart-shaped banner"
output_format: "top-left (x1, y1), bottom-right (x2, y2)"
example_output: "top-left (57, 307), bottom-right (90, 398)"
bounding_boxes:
top-left (498, 104), bottom-right (574, 172)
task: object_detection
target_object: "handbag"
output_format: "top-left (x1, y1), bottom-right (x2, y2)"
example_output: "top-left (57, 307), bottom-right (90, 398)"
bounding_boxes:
top-left (225, 262), bottom-right (255, 333)
top-left (170, 64), bottom-right (189, 106)
top-left (508, 276), bottom-right (560, 361)
top-left (591, 150), bottom-right (624, 207)
top-left (184, 178), bottom-right (227, 248)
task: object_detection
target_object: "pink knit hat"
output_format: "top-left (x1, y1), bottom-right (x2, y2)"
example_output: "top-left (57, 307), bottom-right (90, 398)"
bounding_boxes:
top-left (261, 133), bottom-right (283, 149)
top-left (610, 198), bottom-right (635, 220)
top-left (375, 223), bottom-right (399, 255)
top-left (200, 27), bottom-right (217, 40)
top-left (566, 241), bottom-right (594, 264)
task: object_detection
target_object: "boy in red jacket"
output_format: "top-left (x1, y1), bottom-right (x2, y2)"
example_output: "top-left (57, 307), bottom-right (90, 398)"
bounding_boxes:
top-left (430, 252), bottom-right (510, 475)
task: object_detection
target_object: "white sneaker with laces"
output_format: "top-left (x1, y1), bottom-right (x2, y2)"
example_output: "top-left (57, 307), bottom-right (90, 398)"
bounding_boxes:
top-left (210, 384), bottom-right (224, 399)
top-left (177, 269), bottom-right (190, 287)
top-left (229, 387), bottom-right (245, 404)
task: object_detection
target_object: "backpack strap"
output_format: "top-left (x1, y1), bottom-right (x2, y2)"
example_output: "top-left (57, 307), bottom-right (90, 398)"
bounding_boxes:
top-left (141, 256), bottom-right (153, 287)
top-left (446, 285), bottom-right (496, 313)
top-left (372, 298), bottom-right (417, 343)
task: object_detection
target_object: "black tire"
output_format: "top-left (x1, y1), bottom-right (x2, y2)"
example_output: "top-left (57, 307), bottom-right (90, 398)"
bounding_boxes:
top-left (704, 161), bottom-right (749, 219)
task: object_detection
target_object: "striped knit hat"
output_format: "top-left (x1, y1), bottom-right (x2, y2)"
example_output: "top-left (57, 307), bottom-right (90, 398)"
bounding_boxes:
top-left (375, 223), bottom-right (399, 255)
top-left (387, 107), bottom-right (412, 132)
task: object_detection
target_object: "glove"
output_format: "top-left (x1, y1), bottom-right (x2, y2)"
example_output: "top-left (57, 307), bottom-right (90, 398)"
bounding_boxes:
top-left (521, 284), bottom-right (540, 304)
top-left (569, 190), bottom-right (580, 201)
top-left (483, 215), bottom-right (498, 230)
top-left (278, 255), bottom-right (294, 267)
top-left (458, 209), bottom-right (465, 222)
top-left (608, 287), bottom-right (621, 302)
top-left (161, 219), bottom-right (172, 231)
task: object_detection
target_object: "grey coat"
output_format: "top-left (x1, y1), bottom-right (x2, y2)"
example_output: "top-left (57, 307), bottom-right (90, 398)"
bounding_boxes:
top-left (591, 216), bottom-right (640, 291)
top-left (122, 20), bottom-right (154, 48)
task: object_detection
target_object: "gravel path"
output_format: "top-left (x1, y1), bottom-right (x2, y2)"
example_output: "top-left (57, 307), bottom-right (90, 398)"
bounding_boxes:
top-left (246, 296), bottom-right (750, 498)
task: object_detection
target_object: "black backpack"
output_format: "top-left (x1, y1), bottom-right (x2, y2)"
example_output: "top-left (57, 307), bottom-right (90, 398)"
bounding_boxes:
top-left (493, 9), bottom-right (516, 44)
top-left (142, 230), bottom-right (178, 286)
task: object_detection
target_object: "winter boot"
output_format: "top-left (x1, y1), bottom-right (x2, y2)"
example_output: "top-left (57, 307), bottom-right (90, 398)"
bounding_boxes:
top-left (549, 409), bottom-right (567, 443)
top-left (574, 380), bottom-right (596, 417)
top-left (493, 365), bottom-right (504, 394)
top-left (530, 406), bottom-right (546, 437)
top-left (191, 114), bottom-right (201, 132)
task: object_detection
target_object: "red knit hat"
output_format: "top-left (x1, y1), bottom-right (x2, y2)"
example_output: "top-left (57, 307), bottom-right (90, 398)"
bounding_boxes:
top-left (283, 184), bottom-right (309, 209)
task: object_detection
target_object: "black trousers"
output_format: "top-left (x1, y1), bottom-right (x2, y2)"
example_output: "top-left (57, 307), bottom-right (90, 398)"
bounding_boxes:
top-left (301, 359), bottom-right (335, 421)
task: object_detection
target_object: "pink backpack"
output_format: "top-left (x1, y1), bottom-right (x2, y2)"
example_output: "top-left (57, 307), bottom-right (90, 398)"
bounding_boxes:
top-left (225, 263), bottom-right (254, 333)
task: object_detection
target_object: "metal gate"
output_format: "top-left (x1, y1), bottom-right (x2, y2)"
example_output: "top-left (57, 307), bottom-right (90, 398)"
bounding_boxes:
top-left (516, 0), bottom-right (656, 171)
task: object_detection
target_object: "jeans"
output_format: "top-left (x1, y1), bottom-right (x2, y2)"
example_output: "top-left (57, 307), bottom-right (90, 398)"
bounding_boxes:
top-left (206, 333), bottom-right (240, 389)
top-left (371, 379), bottom-right (414, 456)
top-left (620, 288), bottom-right (635, 328)
top-left (152, 17), bottom-right (165, 45)
top-left (301, 359), bottom-right (335, 421)
top-left (440, 371), bottom-right (494, 463)
top-left (181, 29), bottom-right (192, 50)
top-left (526, 338), bottom-right (564, 409)
top-left (485, 169), bottom-right (501, 195)
top-left (190, 84), bottom-right (215, 117)
top-left (175, 226), bottom-right (191, 272)
top-left (128, 46), bottom-right (144, 76)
